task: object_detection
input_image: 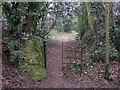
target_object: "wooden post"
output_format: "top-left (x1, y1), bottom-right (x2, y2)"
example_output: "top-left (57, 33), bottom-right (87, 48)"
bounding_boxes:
top-left (43, 40), bottom-right (47, 69)
top-left (62, 42), bottom-right (63, 71)
top-left (80, 43), bottom-right (83, 75)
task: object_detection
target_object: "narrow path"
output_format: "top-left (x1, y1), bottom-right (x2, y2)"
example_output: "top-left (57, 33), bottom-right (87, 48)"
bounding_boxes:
top-left (41, 41), bottom-right (63, 87)
top-left (40, 41), bottom-right (75, 88)
top-left (39, 32), bottom-right (77, 88)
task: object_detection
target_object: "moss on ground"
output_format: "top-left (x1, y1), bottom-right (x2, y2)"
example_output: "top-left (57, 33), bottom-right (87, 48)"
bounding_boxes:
top-left (18, 40), bottom-right (46, 81)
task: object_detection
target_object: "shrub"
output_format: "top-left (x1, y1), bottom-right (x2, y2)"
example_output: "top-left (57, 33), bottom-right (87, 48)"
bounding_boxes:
top-left (3, 38), bottom-right (22, 64)
top-left (89, 43), bottom-right (119, 62)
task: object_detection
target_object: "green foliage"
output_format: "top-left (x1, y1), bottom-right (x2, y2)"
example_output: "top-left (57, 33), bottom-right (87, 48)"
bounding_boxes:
top-left (68, 64), bottom-right (81, 74)
top-left (3, 38), bottom-right (22, 63)
top-left (63, 17), bottom-right (72, 32)
top-left (55, 20), bottom-right (64, 32)
top-left (2, 2), bottom-right (21, 35)
top-left (55, 2), bottom-right (75, 33)
top-left (89, 44), bottom-right (118, 62)
top-left (74, 2), bottom-right (119, 63)
top-left (2, 2), bottom-right (51, 80)
top-left (110, 25), bottom-right (120, 52)
top-left (74, 2), bottom-right (88, 40)
top-left (2, 2), bottom-right (50, 62)
top-left (92, 2), bottom-right (105, 33)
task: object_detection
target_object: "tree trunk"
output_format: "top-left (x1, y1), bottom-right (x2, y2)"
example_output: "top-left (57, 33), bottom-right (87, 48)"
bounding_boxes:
top-left (0, 2), bottom-right (2, 89)
top-left (104, 3), bottom-right (111, 80)
top-left (19, 3), bottom-right (47, 81)
top-left (85, 2), bottom-right (94, 33)
top-left (22, 16), bottom-right (35, 34)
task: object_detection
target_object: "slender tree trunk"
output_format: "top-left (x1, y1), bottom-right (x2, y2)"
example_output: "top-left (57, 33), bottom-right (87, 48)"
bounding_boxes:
top-left (104, 3), bottom-right (111, 80)
top-left (85, 2), bottom-right (94, 33)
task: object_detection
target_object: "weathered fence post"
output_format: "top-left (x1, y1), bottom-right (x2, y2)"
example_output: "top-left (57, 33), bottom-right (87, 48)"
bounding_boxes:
top-left (80, 43), bottom-right (83, 75)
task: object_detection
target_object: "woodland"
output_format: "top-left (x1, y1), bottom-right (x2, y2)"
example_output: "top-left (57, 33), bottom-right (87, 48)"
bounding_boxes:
top-left (1, 1), bottom-right (120, 88)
